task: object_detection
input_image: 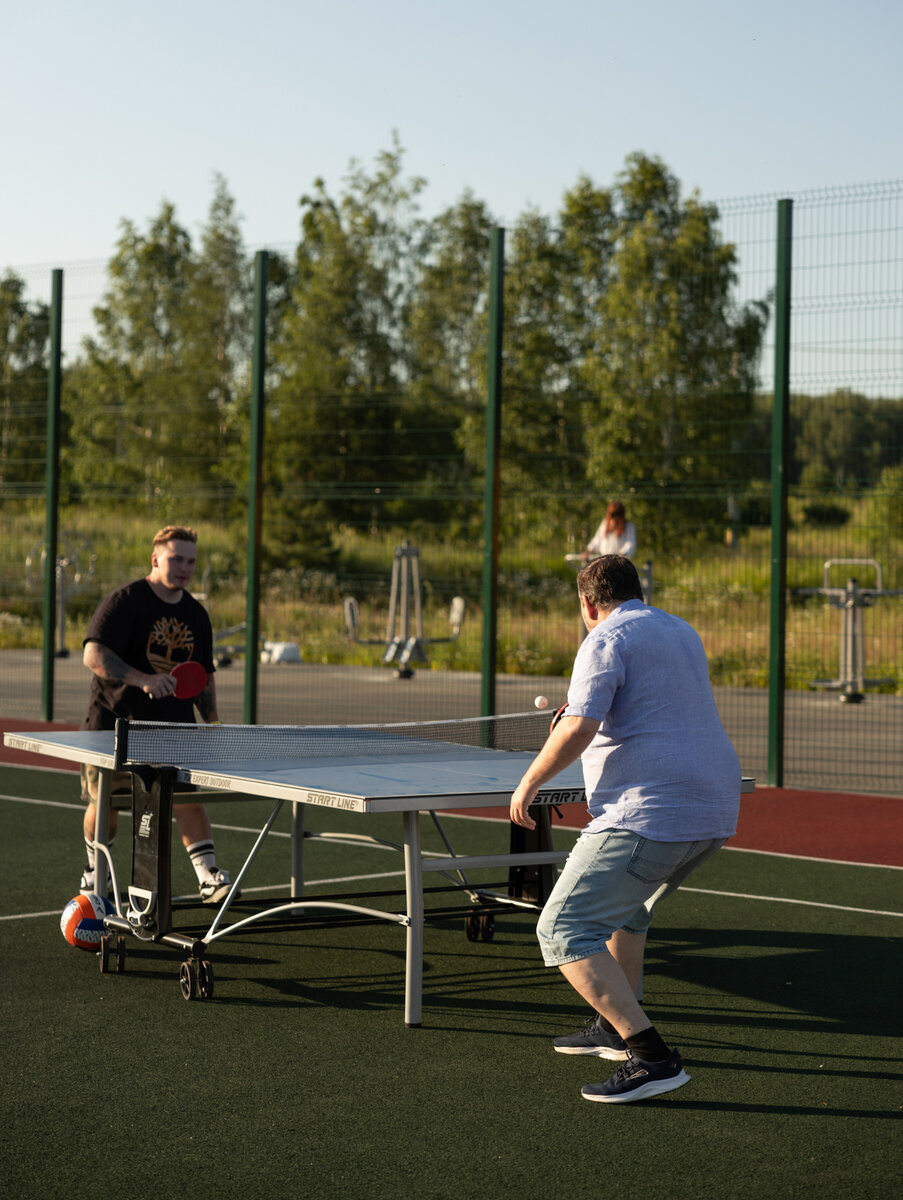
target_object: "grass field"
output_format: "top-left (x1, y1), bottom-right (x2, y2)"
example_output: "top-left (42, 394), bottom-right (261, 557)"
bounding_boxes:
top-left (3, 503), bottom-right (902, 690)
top-left (1, 758), bottom-right (901, 1200)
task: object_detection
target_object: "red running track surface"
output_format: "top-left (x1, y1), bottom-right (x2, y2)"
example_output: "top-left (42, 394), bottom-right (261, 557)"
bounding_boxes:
top-left (2, 719), bottom-right (900, 868)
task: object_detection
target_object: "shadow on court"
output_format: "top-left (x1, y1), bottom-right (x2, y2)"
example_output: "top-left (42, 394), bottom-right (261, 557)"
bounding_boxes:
top-left (103, 915), bottom-right (902, 1054)
top-left (646, 925), bottom-right (903, 1039)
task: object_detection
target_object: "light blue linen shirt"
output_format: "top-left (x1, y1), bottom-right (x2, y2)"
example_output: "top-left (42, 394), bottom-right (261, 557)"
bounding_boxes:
top-left (566, 600), bottom-right (741, 840)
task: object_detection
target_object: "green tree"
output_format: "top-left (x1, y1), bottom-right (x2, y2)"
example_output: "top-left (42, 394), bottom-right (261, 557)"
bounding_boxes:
top-left (793, 389), bottom-right (885, 491)
top-left (453, 209), bottom-right (590, 540)
top-left (267, 140), bottom-right (432, 563)
top-left (406, 193), bottom-right (495, 535)
top-left (578, 154), bottom-right (769, 549)
top-left (0, 273), bottom-right (50, 495)
top-left (180, 175), bottom-right (254, 510)
top-left (557, 175), bottom-right (618, 367)
top-left (65, 182), bottom-right (253, 516)
top-left (65, 201), bottom-right (195, 505)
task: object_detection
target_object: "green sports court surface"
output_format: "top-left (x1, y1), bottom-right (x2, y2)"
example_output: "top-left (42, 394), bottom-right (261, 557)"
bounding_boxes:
top-left (1, 745), bottom-right (900, 1200)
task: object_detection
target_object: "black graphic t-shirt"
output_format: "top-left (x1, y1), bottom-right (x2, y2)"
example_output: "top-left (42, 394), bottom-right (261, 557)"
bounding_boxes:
top-left (82, 578), bottom-right (215, 730)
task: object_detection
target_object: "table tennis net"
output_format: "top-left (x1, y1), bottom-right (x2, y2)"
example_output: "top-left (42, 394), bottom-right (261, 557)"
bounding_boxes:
top-left (114, 710), bottom-right (555, 768)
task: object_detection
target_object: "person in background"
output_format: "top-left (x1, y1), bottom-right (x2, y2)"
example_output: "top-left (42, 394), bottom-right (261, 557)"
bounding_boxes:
top-left (584, 500), bottom-right (636, 560)
top-left (79, 525), bottom-right (234, 904)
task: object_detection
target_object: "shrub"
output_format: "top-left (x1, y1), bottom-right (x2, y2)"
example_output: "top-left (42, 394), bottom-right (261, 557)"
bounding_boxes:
top-left (801, 501), bottom-right (851, 527)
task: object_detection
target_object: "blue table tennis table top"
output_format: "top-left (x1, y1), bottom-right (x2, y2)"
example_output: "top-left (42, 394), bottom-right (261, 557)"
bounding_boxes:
top-left (5, 726), bottom-right (754, 815)
top-left (4, 727), bottom-right (589, 813)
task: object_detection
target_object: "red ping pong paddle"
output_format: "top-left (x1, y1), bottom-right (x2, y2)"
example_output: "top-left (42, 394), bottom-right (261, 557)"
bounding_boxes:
top-left (550, 704), bottom-right (568, 733)
top-left (170, 661), bottom-right (208, 699)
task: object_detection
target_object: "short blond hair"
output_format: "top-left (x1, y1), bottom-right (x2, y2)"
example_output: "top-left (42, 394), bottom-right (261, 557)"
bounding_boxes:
top-left (152, 525), bottom-right (197, 548)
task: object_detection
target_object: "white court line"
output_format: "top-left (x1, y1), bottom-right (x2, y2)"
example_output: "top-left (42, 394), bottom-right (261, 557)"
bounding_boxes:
top-left (2, 792), bottom-right (901, 923)
top-left (1, 912), bottom-right (67, 921)
top-left (0, 792), bottom-right (87, 811)
top-left (0, 873), bottom-right (409, 922)
top-left (6, 879), bottom-right (902, 924)
top-left (724, 843), bottom-right (903, 872)
top-left (439, 811), bottom-right (903, 872)
top-left (680, 886), bottom-right (903, 920)
top-left (5, 792), bottom-right (903, 871)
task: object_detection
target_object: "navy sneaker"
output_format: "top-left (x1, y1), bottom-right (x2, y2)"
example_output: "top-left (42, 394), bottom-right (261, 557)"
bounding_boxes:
top-left (553, 1014), bottom-right (629, 1060)
top-left (581, 1049), bottom-right (690, 1103)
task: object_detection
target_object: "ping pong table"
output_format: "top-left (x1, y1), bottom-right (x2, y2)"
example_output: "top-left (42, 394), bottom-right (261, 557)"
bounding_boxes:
top-left (5, 716), bottom-right (754, 1026)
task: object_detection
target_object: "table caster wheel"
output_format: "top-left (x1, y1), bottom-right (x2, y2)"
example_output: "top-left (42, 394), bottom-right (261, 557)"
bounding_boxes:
top-left (179, 959), bottom-right (198, 1000)
top-left (100, 934), bottom-right (128, 973)
top-left (464, 912), bottom-right (480, 942)
top-left (198, 959), bottom-right (215, 1000)
top-left (479, 913), bottom-right (495, 942)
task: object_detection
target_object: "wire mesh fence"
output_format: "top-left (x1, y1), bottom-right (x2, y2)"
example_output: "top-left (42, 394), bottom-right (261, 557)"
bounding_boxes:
top-left (723, 184), bottom-right (902, 790)
top-left (1, 176), bottom-right (901, 794)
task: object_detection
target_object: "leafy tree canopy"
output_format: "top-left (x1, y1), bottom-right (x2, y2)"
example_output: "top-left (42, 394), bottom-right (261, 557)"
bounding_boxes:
top-left (0, 273), bottom-right (50, 492)
top-left (43, 146), bottom-right (902, 562)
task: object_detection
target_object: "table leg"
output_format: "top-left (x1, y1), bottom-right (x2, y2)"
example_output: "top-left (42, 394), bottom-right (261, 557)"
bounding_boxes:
top-left (402, 809), bottom-right (424, 1027)
top-left (291, 801), bottom-right (305, 897)
top-left (94, 767), bottom-right (112, 898)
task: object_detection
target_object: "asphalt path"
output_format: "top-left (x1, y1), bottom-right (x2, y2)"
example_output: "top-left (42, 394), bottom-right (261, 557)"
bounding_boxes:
top-left (2, 649), bottom-right (901, 796)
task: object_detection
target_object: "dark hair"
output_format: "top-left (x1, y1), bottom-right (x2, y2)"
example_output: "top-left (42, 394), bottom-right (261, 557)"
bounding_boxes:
top-left (577, 555), bottom-right (643, 608)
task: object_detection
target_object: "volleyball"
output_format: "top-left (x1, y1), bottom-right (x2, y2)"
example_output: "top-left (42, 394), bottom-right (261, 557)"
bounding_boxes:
top-left (60, 892), bottom-right (113, 950)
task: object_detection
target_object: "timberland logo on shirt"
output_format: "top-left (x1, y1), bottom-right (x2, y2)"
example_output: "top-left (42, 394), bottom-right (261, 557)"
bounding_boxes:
top-left (138, 812), bottom-right (153, 838)
top-left (147, 616), bottom-right (196, 676)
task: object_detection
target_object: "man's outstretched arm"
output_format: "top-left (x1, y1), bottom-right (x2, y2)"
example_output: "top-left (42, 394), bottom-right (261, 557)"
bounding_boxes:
top-left (510, 715), bottom-right (598, 830)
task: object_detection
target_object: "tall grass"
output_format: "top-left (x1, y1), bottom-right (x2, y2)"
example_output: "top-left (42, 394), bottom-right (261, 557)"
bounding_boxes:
top-left (1, 501), bottom-right (900, 692)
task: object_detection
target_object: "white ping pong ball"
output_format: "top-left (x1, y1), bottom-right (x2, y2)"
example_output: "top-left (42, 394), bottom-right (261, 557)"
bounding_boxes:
top-left (534, 695), bottom-right (549, 710)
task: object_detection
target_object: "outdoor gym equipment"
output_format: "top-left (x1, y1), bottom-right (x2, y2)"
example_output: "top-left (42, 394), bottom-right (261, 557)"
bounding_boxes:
top-left (800, 559), bottom-right (901, 703)
top-left (344, 540), bottom-right (465, 678)
top-left (25, 532), bottom-right (97, 658)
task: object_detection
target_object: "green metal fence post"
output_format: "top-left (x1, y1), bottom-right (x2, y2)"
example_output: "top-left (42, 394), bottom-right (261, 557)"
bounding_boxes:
top-left (41, 269), bottom-right (64, 722)
top-left (480, 228), bottom-right (505, 718)
top-left (767, 200), bottom-right (793, 786)
top-left (244, 251), bottom-right (268, 725)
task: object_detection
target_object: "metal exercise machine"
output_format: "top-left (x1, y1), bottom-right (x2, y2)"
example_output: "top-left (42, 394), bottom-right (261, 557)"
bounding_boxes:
top-left (25, 532), bottom-right (96, 658)
top-left (344, 540), bottom-right (465, 678)
top-left (801, 559), bottom-right (900, 703)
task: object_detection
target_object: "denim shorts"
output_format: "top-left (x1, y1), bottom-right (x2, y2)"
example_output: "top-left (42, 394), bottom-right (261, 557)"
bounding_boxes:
top-left (536, 829), bottom-right (726, 966)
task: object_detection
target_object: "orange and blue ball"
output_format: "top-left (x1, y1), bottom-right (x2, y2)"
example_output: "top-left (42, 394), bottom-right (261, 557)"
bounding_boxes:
top-left (60, 893), bottom-right (113, 950)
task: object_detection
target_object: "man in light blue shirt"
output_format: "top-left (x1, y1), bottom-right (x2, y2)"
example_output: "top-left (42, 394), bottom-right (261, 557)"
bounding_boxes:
top-left (510, 555), bottom-right (742, 1104)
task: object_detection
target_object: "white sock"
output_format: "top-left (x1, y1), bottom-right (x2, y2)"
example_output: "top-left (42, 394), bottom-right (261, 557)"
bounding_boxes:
top-left (84, 836), bottom-right (113, 872)
top-left (186, 840), bottom-right (218, 884)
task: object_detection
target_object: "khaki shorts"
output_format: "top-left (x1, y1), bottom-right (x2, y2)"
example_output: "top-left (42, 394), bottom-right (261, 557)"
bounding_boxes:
top-left (80, 764), bottom-right (196, 805)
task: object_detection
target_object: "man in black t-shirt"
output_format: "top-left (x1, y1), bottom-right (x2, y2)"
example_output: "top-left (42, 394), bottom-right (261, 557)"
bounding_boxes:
top-left (80, 525), bottom-right (233, 904)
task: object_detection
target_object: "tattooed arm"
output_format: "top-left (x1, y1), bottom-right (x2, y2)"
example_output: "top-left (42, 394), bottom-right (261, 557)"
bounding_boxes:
top-left (195, 676), bottom-right (220, 724)
top-left (83, 641), bottom-right (176, 699)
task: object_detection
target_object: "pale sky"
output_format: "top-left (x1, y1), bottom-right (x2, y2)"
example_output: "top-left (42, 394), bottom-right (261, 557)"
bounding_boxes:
top-left (3, 0), bottom-right (899, 276)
